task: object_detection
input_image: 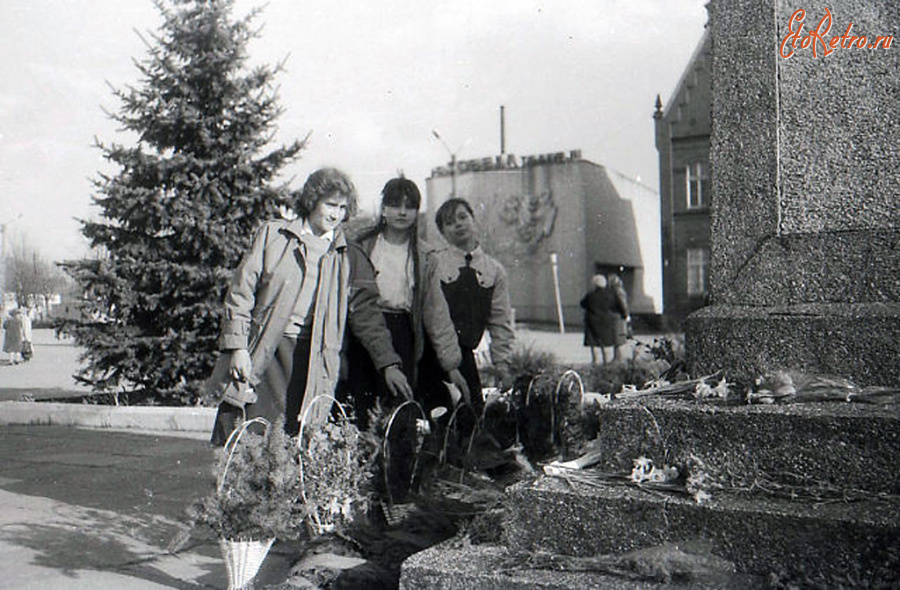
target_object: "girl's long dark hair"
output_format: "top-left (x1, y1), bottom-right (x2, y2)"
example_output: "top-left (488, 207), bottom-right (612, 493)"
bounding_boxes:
top-left (359, 176), bottom-right (422, 245)
top-left (354, 176), bottom-right (422, 290)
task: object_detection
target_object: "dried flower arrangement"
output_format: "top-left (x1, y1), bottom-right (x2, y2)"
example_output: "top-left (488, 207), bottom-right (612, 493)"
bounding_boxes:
top-left (298, 399), bottom-right (370, 535)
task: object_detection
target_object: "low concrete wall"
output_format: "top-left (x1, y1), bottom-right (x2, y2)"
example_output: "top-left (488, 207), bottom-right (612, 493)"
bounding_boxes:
top-left (0, 401), bottom-right (217, 435)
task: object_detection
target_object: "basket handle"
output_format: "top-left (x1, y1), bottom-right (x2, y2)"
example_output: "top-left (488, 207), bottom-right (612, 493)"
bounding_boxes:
top-left (438, 401), bottom-right (482, 479)
top-left (551, 370), bottom-right (585, 445)
top-left (218, 417), bottom-right (271, 494)
top-left (382, 400), bottom-right (427, 507)
top-left (556, 370), bottom-right (585, 405)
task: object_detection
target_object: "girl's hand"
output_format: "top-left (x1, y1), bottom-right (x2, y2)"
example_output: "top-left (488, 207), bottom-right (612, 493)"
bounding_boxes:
top-left (447, 369), bottom-right (471, 405)
top-left (383, 364), bottom-right (413, 401)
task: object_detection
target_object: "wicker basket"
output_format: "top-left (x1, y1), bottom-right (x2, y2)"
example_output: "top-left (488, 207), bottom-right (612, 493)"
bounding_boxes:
top-left (217, 418), bottom-right (276, 590)
top-left (298, 395), bottom-right (353, 535)
top-left (219, 537), bottom-right (275, 590)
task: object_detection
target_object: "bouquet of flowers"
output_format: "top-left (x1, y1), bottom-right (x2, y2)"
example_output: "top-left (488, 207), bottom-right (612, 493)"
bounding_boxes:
top-left (298, 396), bottom-right (371, 535)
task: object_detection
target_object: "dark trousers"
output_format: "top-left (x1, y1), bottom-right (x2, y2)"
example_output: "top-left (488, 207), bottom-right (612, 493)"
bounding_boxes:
top-left (211, 335), bottom-right (311, 446)
top-left (338, 310), bottom-right (414, 430)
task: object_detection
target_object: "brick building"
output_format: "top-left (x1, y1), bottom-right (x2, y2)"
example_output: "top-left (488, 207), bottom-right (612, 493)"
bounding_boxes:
top-left (654, 28), bottom-right (712, 326)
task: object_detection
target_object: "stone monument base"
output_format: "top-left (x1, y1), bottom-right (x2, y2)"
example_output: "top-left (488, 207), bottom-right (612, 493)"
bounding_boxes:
top-left (685, 302), bottom-right (900, 387)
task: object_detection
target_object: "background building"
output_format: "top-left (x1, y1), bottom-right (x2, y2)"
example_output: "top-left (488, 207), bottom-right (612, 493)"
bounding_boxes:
top-left (425, 151), bottom-right (660, 328)
top-left (654, 28), bottom-right (712, 326)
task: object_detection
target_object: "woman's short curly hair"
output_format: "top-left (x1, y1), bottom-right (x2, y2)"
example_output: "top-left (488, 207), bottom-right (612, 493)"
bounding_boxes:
top-left (294, 167), bottom-right (359, 220)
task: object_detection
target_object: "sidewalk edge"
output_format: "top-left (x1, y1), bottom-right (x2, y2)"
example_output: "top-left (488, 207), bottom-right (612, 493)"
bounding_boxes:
top-left (0, 401), bottom-right (216, 434)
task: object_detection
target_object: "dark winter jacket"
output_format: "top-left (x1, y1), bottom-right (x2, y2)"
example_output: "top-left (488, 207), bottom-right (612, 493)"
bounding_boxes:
top-left (354, 228), bottom-right (462, 384)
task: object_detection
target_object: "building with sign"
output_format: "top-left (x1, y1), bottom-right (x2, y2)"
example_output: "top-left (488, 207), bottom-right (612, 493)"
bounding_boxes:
top-left (425, 151), bottom-right (660, 328)
top-left (654, 28), bottom-right (712, 326)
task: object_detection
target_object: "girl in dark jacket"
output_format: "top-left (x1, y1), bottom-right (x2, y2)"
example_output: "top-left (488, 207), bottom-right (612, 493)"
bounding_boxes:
top-left (342, 177), bottom-right (469, 425)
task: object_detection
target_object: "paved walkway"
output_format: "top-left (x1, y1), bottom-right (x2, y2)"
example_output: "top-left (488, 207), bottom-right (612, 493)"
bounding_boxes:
top-left (0, 329), bottom-right (293, 589)
top-left (0, 424), bottom-right (303, 589)
top-left (514, 324), bottom-right (663, 366)
top-left (0, 329), bottom-right (92, 400)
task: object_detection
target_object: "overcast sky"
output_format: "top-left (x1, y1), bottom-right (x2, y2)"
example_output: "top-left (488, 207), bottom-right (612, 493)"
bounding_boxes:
top-left (0, 0), bottom-right (708, 263)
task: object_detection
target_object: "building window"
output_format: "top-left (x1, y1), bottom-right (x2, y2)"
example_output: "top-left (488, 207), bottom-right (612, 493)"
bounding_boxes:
top-left (686, 248), bottom-right (708, 296)
top-left (686, 161), bottom-right (709, 208)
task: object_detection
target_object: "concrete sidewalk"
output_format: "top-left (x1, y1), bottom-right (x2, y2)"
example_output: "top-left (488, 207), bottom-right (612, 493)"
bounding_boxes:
top-left (0, 329), bottom-right (92, 400)
top-left (0, 329), bottom-right (278, 588)
top-left (0, 424), bottom-right (301, 590)
top-left (508, 325), bottom-right (669, 368)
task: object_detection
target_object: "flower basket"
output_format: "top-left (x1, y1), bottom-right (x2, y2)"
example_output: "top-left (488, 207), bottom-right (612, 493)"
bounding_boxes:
top-left (214, 418), bottom-right (277, 589)
top-left (188, 417), bottom-right (307, 589)
top-left (297, 395), bottom-right (369, 536)
top-left (220, 537), bottom-right (275, 590)
top-left (381, 400), bottom-right (428, 524)
top-left (439, 401), bottom-right (481, 469)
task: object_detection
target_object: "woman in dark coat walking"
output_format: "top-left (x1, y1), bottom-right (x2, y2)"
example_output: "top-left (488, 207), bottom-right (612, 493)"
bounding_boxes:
top-left (580, 274), bottom-right (629, 365)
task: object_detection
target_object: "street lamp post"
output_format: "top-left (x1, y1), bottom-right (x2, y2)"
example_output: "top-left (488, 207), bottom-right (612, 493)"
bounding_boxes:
top-left (549, 251), bottom-right (565, 334)
top-left (449, 153), bottom-right (457, 198)
top-left (0, 213), bottom-right (22, 306)
top-left (431, 129), bottom-right (462, 198)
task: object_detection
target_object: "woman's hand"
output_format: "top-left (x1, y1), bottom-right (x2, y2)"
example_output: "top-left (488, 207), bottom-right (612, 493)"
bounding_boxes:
top-left (447, 368), bottom-right (471, 406)
top-left (228, 349), bottom-right (252, 383)
top-left (222, 349), bottom-right (257, 408)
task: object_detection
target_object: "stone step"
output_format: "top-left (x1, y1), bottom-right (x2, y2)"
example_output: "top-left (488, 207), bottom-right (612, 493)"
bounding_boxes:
top-left (400, 541), bottom-right (762, 590)
top-left (505, 477), bottom-right (900, 584)
top-left (583, 398), bottom-right (900, 495)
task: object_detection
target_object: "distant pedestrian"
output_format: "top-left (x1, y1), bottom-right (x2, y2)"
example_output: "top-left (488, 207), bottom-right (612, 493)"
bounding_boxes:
top-left (608, 273), bottom-right (631, 360)
top-left (20, 308), bottom-right (34, 362)
top-left (580, 274), bottom-right (629, 365)
top-left (3, 308), bottom-right (25, 365)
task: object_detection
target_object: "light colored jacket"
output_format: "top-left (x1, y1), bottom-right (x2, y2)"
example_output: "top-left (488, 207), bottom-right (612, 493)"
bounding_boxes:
top-left (208, 219), bottom-right (400, 424)
top-left (21, 312), bottom-right (33, 342)
top-left (429, 244), bottom-right (515, 366)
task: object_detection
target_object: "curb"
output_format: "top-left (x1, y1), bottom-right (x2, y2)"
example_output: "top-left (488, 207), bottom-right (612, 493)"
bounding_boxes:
top-left (0, 401), bottom-right (217, 435)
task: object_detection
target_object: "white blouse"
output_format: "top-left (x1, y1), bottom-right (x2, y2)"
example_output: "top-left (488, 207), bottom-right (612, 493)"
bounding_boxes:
top-left (369, 234), bottom-right (414, 311)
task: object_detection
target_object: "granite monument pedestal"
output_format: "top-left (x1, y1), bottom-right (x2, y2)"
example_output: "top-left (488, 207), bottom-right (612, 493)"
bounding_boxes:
top-left (685, 0), bottom-right (900, 385)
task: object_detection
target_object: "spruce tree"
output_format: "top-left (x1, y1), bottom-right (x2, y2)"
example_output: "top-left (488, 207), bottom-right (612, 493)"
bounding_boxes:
top-left (60, 0), bottom-right (303, 405)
